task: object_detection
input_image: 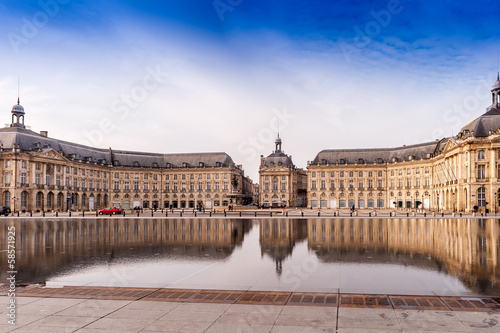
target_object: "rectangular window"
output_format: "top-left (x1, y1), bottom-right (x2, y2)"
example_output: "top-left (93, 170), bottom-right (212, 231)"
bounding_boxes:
top-left (359, 171), bottom-right (363, 177)
top-left (215, 182), bottom-right (220, 190)
top-left (35, 174), bottom-right (41, 185)
top-left (311, 180), bottom-right (317, 189)
top-left (81, 179), bottom-right (86, 188)
top-left (349, 180), bottom-right (354, 188)
top-left (65, 177), bottom-right (70, 186)
top-left (206, 182), bottom-right (211, 190)
top-left (330, 172), bottom-right (335, 177)
top-left (5, 172), bottom-right (11, 185)
top-left (73, 179), bottom-right (78, 188)
top-left (56, 175), bottom-right (61, 186)
top-left (134, 181), bottom-right (139, 190)
top-left (312, 172), bottom-right (316, 178)
top-left (21, 173), bottom-right (27, 185)
top-left (330, 180), bottom-right (335, 189)
top-left (153, 182), bottom-right (158, 190)
top-left (390, 179), bottom-right (394, 188)
top-left (165, 183), bottom-right (170, 191)
top-left (96, 180), bottom-right (100, 189)
top-left (281, 183), bottom-right (286, 191)
top-left (36, 163), bottom-right (41, 171)
top-left (398, 179), bottom-right (403, 188)
top-left (5, 160), bottom-right (10, 168)
top-left (223, 182), bottom-right (228, 190)
top-left (21, 161), bottom-right (27, 169)
top-left (368, 180), bottom-right (373, 188)
top-left (45, 173), bottom-right (51, 186)
top-left (181, 182), bottom-right (186, 190)
top-left (478, 165), bottom-right (486, 179)
top-left (340, 171), bottom-right (344, 177)
top-left (264, 183), bottom-right (269, 191)
top-left (358, 181), bottom-right (363, 189)
top-left (406, 178), bottom-right (411, 187)
top-left (124, 181), bottom-right (130, 190)
top-left (144, 182), bottom-right (149, 191)
top-left (378, 179), bottom-right (383, 188)
top-left (321, 172), bottom-right (325, 178)
top-left (320, 180), bottom-right (326, 189)
top-left (103, 181), bottom-right (107, 190)
top-left (198, 182), bottom-right (202, 190)
top-left (416, 178), bottom-right (421, 187)
top-left (478, 150), bottom-right (485, 160)
top-left (339, 180), bottom-right (344, 189)
top-left (190, 182), bottom-right (194, 191)
top-left (89, 180), bottom-right (93, 189)
top-left (282, 175), bottom-right (286, 181)
top-left (273, 181), bottom-right (278, 191)
top-left (425, 177), bottom-right (430, 186)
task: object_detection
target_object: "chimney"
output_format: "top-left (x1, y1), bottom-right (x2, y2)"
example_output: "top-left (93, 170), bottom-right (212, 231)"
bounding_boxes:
top-left (40, 131), bottom-right (48, 137)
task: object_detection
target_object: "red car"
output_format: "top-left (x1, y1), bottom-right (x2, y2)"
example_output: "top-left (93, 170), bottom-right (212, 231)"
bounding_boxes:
top-left (98, 206), bottom-right (122, 215)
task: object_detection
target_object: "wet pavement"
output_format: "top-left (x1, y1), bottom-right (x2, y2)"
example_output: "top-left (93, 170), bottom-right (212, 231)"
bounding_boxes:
top-left (0, 290), bottom-right (499, 332)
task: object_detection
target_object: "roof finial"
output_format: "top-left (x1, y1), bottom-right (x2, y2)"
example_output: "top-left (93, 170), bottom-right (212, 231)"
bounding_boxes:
top-left (17, 75), bottom-right (20, 105)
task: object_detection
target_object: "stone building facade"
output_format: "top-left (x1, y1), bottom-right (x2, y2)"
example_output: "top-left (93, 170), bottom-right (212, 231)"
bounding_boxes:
top-left (307, 75), bottom-right (500, 212)
top-left (0, 100), bottom-right (253, 212)
top-left (259, 136), bottom-right (307, 207)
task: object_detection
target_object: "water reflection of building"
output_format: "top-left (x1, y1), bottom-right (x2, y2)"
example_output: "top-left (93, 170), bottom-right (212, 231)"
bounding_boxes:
top-left (259, 219), bottom-right (307, 276)
top-left (0, 218), bottom-right (252, 284)
top-left (307, 218), bottom-right (500, 294)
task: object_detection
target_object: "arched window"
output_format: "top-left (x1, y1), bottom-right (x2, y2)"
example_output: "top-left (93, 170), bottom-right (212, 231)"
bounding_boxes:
top-left (133, 161), bottom-right (140, 167)
top-left (478, 187), bottom-right (486, 207)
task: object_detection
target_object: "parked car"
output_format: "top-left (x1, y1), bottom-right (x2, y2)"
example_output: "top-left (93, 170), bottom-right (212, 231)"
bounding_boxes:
top-left (98, 206), bottom-right (122, 215)
top-left (0, 206), bottom-right (11, 216)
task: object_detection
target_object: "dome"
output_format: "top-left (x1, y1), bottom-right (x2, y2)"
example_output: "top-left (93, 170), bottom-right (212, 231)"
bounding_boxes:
top-left (12, 99), bottom-right (24, 114)
top-left (275, 137), bottom-right (282, 144)
top-left (263, 152), bottom-right (294, 168)
top-left (493, 79), bottom-right (500, 90)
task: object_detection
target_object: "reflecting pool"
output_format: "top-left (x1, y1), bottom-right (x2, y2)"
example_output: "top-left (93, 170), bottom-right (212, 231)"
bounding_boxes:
top-left (1, 218), bottom-right (499, 296)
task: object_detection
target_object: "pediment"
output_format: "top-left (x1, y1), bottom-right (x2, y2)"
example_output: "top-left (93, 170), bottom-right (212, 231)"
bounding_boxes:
top-left (261, 165), bottom-right (289, 172)
top-left (442, 139), bottom-right (458, 153)
top-left (34, 149), bottom-right (68, 161)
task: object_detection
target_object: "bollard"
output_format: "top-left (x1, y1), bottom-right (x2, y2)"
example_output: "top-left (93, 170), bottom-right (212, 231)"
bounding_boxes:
top-left (151, 210), bottom-right (154, 217)
top-left (286, 211), bottom-right (288, 217)
top-left (137, 211), bottom-right (140, 217)
top-left (30, 211), bottom-right (32, 217)
top-left (301, 211), bottom-right (304, 217)
top-left (424, 212), bottom-right (426, 217)
top-left (224, 211), bottom-right (226, 217)
top-left (270, 212), bottom-right (272, 217)
top-left (369, 212), bottom-right (371, 217)
top-left (255, 211), bottom-right (257, 217)
top-left (166, 211), bottom-right (168, 217)
top-left (318, 211), bottom-right (320, 217)
top-left (334, 212), bottom-right (336, 217)
top-left (56, 211), bottom-right (58, 217)
top-left (43, 211), bottom-right (45, 217)
top-left (17, 211), bottom-right (19, 217)
top-left (460, 212), bottom-right (462, 217)
top-left (69, 211), bottom-right (71, 217)
top-left (210, 211), bottom-right (212, 217)
top-left (350, 212), bottom-right (352, 217)
top-left (180, 212), bottom-right (183, 217)
top-left (124, 211), bottom-right (126, 217)
top-left (442, 213), bottom-right (444, 217)
top-left (406, 213), bottom-right (409, 217)
top-left (239, 212), bottom-right (241, 217)
top-left (82, 211), bottom-right (84, 217)
top-left (96, 211), bottom-right (98, 217)
top-left (195, 212), bottom-right (197, 217)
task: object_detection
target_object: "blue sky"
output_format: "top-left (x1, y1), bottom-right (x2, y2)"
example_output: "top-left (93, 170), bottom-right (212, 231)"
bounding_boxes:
top-left (1, 0), bottom-right (499, 181)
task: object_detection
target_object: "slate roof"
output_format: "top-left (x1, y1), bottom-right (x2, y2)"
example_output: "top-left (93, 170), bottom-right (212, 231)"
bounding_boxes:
top-left (0, 127), bottom-right (235, 168)
top-left (262, 152), bottom-right (294, 168)
top-left (458, 108), bottom-right (500, 138)
top-left (312, 140), bottom-right (446, 165)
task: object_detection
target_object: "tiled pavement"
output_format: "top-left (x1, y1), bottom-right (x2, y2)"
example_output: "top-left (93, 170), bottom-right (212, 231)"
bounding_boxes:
top-left (0, 287), bottom-right (499, 332)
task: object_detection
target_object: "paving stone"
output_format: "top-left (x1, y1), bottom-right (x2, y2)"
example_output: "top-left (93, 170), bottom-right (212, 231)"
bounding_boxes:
top-left (226, 303), bottom-right (284, 314)
top-left (85, 317), bottom-right (153, 331)
top-left (281, 305), bottom-right (336, 316)
top-left (106, 308), bottom-right (166, 320)
top-left (143, 320), bottom-right (212, 332)
top-left (205, 323), bottom-right (273, 333)
top-left (216, 312), bottom-right (279, 325)
top-left (272, 327), bottom-right (337, 333)
top-left (275, 314), bottom-right (337, 327)
top-left (158, 309), bottom-right (222, 322)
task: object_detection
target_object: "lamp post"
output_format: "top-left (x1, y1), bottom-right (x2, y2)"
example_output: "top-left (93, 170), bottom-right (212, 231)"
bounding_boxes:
top-left (453, 192), bottom-right (455, 212)
top-left (12, 196), bottom-right (17, 213)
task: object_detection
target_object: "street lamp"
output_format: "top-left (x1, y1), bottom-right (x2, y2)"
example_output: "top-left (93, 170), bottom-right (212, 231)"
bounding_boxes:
top-left (12, 196), bottom-right (17, 213)
top-left (453, 192), bottom-right (455, 212)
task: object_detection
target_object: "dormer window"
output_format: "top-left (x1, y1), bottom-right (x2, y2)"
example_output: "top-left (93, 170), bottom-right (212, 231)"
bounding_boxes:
top-left (152, 162), bottom-right (158, 168)
top-left (132, 161), bottom-right (140, 167)
top-left (215, 162), bottom-right (222, 167)
top-left (321, 159), bottom-right (327, 165)
top-left (358, 159), bottom-right (364, 164)
top-left (166, 163), bottom-right (171, 168)
top-left (113, 160), bottom-right (120, 166)
top-left (340, 159), bottom-right (346, 165)
top-left (377, 158), bottom-right (384, 164)
top-left (182, 162), bottom-right (188, 168)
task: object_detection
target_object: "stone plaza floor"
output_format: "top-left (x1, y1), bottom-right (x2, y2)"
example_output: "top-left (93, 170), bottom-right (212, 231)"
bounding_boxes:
top-left (1, 287), bottom-right (499, 332)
